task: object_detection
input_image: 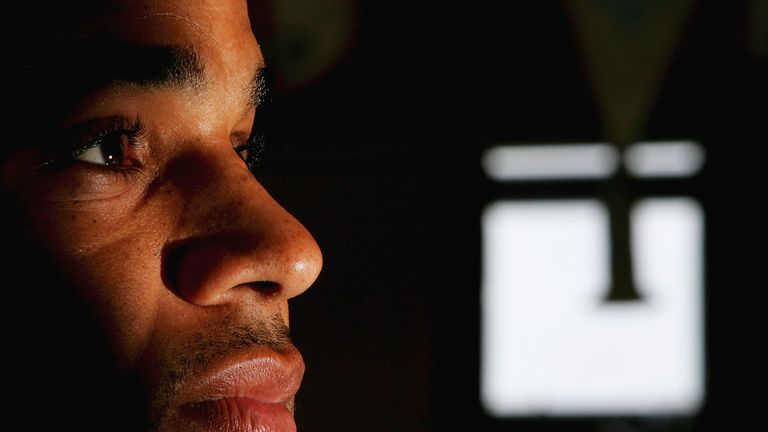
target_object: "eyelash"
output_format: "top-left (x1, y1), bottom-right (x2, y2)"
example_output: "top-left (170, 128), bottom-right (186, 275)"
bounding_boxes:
top-left (234, 129), bottom-right (266, 174)
top-left (37, 116), bottom-right (266, 176)
top-left (38, 116), bottom-right (147, 171)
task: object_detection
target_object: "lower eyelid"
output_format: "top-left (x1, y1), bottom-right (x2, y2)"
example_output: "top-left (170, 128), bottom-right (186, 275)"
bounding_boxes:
top-left (37, 162), bottom-right (150, 202)
top-left (41, 173), bottom-right (136, 204)
top-left (82, 164), bottom-right (145, 186)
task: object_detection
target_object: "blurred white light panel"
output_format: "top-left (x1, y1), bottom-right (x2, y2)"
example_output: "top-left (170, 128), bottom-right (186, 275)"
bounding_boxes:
top-left (624, 141), bottom-right (705, 177)
top-left (482, 144), bottom-right (619, 181)
top-left (481, 198), bottom-right (704, 416)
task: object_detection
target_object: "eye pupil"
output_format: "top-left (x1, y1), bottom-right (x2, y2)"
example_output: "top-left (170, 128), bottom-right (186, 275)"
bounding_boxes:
top-left (101, 133), bottom-right (129, 166)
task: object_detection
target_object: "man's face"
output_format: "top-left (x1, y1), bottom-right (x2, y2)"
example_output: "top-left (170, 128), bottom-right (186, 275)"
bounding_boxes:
top-left (1, 1), bottom-right (321, 430)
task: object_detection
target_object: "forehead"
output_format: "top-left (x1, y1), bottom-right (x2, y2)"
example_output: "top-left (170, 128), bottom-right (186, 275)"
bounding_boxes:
top-left (17, 0), bottom-right (264, 121)
top-left (30, 0), bottom-right (262, 73)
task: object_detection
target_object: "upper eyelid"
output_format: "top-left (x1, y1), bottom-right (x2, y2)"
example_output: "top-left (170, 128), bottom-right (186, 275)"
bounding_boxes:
top-left (36, 114), bottom-right (263, 172)
top-left (36, 116), bottom-right (148, 170)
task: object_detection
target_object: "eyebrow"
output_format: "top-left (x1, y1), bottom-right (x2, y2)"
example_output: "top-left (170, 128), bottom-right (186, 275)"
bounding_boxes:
top-left (248, 68), bottom-right (268, 108)
top-left (52, 40), bottom-right (208, 95)
top-left (44, 39), bottom-right (265, 111)
top-left (120, 44), bottom-right (207, 90)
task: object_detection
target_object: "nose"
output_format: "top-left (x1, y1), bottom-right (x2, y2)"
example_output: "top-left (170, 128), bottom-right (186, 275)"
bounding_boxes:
top-left (164, 147), bottom-right (322, 306)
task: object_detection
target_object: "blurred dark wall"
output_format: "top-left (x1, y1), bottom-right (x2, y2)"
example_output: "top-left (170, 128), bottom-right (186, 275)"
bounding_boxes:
top-left (255, 1), bottom-right (764, 431)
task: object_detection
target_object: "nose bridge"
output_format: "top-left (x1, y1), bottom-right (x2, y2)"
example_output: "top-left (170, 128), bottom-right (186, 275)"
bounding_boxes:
top-left (165, 147), bottom-right (322, 306)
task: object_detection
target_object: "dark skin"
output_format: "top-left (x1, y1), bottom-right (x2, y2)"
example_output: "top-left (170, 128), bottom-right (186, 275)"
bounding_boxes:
top-left (1, 1), bottom-right (321, 430)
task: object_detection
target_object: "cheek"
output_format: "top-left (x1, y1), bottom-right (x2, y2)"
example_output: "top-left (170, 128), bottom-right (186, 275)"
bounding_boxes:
top-left (70, 240), bottom-right (163, 369)
top-left (24, 195), bottom-right (179, 370)
top-left (78, 246), bottom-right (163, 369)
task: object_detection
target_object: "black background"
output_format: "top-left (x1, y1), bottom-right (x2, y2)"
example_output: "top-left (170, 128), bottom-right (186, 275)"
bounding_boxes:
top-left (256, 1), bottom-right (764, 431)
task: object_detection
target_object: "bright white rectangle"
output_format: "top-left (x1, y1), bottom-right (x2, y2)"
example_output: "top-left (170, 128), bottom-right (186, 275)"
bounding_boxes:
top-left (481, 198), bottom-right (704, 416)
top-left (482, 144), bottom-right (619, 181)
top-left (624, 141), bottom-right (705, 177)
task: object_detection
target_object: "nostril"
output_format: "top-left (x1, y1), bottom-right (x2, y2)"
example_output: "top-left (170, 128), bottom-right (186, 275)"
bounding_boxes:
top-left (246, 281), bottom-right (281, 297)
top-left (162, 237), bottom-right (285, 304)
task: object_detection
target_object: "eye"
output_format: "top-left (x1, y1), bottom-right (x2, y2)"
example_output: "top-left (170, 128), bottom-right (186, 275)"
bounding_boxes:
top-left (36, 116), bottom-right (147, 172)
top-left (235, 146), bottom-right (250, 162)
top-left (74, 132), bottom-right (131, 166)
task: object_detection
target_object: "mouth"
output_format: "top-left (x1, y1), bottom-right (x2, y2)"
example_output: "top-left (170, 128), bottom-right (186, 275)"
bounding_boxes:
top-left (172, 347), bottom-right (304, 432)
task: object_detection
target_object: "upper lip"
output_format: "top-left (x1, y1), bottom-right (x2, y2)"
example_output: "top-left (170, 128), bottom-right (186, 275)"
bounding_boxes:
top-left (174, 345), bottom-right (305, 408)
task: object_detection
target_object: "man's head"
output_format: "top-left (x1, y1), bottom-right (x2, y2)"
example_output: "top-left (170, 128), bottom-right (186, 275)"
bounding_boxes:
top-left (1, 1), bottom-right (321, 430)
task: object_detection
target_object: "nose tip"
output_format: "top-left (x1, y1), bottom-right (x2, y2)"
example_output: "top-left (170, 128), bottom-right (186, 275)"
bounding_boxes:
top-left (168, 222), bottom-right (322, 306)
top-left (283, 246), bottom-right (324, 299)
top-left (164, 153), bottom-right (322, 307)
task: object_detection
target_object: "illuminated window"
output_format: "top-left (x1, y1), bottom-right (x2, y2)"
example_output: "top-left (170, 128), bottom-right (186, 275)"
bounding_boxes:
top-left (482, 144), bottom-right (619, 181)
top-left (624, 141), bottom-right (705, 178)
top-left (480, 142), bottom-right (705, 417)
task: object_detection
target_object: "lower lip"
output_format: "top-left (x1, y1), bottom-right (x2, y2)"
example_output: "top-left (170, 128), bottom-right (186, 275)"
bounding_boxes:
top-left (179, 397), bottom-right (296, 432)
